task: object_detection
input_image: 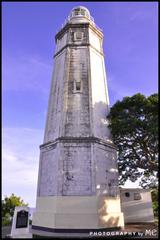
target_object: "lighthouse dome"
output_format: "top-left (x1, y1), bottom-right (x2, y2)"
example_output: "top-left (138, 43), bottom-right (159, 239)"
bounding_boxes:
top-left (68, 6), bottom-right (94, 23)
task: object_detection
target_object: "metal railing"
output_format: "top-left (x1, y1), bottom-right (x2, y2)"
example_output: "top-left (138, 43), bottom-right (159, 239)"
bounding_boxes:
top-left (56, 14), bottom-right (102, 33)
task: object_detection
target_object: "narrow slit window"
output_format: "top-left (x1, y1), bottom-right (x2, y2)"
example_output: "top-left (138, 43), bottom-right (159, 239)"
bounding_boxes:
top-left (76, 82), bottom-right (81, 91)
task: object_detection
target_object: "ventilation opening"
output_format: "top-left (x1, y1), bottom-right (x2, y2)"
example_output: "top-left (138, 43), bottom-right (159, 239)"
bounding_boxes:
top-left (125, 192), bottom-right (130, 197)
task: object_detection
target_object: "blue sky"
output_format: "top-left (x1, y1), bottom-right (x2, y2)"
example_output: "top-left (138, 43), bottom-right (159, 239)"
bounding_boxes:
top-left (2, 2), bottom-right (158, 206)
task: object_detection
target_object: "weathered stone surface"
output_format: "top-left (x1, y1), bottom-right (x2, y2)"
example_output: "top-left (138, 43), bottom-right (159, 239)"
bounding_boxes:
top-left (38, 149), bottom-right (58, 196)
top-left (38, 12), bottom-right (117, 196)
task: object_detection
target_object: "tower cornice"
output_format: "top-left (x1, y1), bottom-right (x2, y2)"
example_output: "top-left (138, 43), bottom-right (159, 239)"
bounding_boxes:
top-left (40, 136), bottom-right (117, 151)
top-left (53, 43), bottom-right (104, 58)
top-left (55, 22), bottom-right (103, 42)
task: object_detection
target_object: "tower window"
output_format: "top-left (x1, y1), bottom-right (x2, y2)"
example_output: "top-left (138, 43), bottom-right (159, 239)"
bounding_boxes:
top-left (81, 9), bottom-right (85, 16)
top-left (73, 8), bottom-right (86, 17)
top-left (76, 82), bottom-right (81, 91)
top-left (74, 9), bottom-right (81, 15)
top-left (73, 81), bottom-right (82, 93)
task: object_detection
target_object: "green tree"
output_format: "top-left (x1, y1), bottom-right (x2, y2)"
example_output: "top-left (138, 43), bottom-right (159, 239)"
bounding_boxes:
top-left (107, 93), bottom-right (158, 188)
top-left (151, 188), bottom-right (158, 218)
top-left (2, 194), bottom-right (28, 226)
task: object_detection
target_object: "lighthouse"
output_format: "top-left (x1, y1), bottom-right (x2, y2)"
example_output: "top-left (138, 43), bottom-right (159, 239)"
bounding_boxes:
top-left (32, 6), bottom-right (124, 233)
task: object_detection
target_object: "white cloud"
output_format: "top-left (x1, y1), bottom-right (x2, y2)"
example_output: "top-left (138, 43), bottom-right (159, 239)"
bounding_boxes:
top-left (129, 9), bottom-right (153, 22)
top-left (2, 53), bottom-right (52, 96)
top-left (2, 127), bottom-right (44, 207)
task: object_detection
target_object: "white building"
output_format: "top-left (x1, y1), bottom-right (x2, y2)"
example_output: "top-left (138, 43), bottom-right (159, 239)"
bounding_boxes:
top-left (120, 188), bottom-right (154, 223)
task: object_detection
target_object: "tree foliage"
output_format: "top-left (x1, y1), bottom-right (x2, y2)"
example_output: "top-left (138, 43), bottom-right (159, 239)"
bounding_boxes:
top-left (107, 93), bottom-right (158, 188)
top-left (151, 188), bottom-right (158, 218)
top-left (2, 193), bottom-right (28, 226)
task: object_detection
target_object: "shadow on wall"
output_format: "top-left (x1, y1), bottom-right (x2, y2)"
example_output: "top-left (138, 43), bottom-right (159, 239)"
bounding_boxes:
top-left (98, 198), bottom-right (121, 228)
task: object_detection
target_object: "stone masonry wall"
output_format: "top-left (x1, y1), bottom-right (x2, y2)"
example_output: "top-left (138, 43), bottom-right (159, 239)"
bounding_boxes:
top-left (64, 47), bottom-right (91, 137)
top-left (61, 142), bottom-right (92, 195)
top-left (44, 50), bottom-right (66, 143)
top-left (38, 23), bottom-right (119, 197)
top-left (38, 146), bottom-right (59, 196)
top-left (94, 143), bottom-right (119, 197)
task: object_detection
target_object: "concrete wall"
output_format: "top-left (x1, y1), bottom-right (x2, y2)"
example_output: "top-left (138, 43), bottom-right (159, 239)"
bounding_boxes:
top-left (89, 28), bottom-right (101, 52)
top-left (55, 33), bottom-right (67, 53)
top-left (43, 49), bottom-right (66, 143)
top-left (94, 143), bottom-right (119, 197)
top-left (37, 140), bottom-right (120, 197)
top-left (37, 146), bottom-right (59, 196)
top-left (32, 196), bottom-right (124, 229)
top-left (38, 23), bottom-right (117, 197)
top-left (120, 188), bottom-right (154, 223)
top-left (44, 23), bottom-right (110, 142)
top-left (64, 47), bottom-right (91, 137)
top-left (89, 47), bottom-right (110, 140)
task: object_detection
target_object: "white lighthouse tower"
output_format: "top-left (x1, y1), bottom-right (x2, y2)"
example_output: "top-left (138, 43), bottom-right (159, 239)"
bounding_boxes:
top-left (32, 6), bottom-right (124, 234)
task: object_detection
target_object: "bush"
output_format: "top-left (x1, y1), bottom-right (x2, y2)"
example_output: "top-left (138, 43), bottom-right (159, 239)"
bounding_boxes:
top-left (2, 213), bottom-right (12, 226)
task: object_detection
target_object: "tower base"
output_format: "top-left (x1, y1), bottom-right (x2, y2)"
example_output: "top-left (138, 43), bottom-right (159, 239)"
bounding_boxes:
top-left (32, 196), bottom-right (124, 231)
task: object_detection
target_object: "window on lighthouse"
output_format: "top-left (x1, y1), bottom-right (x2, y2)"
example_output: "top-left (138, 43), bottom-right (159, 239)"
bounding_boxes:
top-left (72, 8), bottom-right (89, 18)
top-left (74, 8), bottom-right (86, 16)
top-left (74, 8), bottom-right (81, 15)
top-left (73, 81), bottom-right (82, 93)
top-left (76, 82), bottom-right (81, 91)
